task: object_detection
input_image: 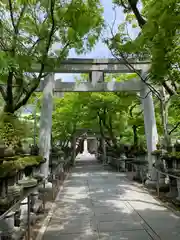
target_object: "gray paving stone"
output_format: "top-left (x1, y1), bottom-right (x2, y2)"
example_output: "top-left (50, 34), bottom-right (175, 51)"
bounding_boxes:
top-left (52, 204), bottom-right (93, 218)
top-left (89, 188), bottom-right (122, 194)
top-left (45, 219), bottom-right (94, 234)
top-left (43, 230), bottom-right (98, 240)
top-left (138, 209), bottom-right (180, 221)
top-left (50, 214), bottom-right (91, 223)
top-left (90, 194), bottom-right (122, 201)
top-left (145, 216), bottom-right (180, 230)
top-left (153, 229), bottom-right (180, 240)
top-left (91, 199), bottom-right (127, 208)
top-left (128, 200), bottom-right (169, 211)
top-left (61, 186), bottom-right (88, 195)
top-left (42, 154), bottom-right (180, 240)
top-left (92, 206), bottom-right (123, 215)
top-left (92, 212), bottom-right (140, 222)
top-left (99, 230), bottom-right (152, 240)
top-left (94, 220), bottom-right (144, 232)
top-left (54, 208), bottom-right (93, 218)
top-left (56, 198), bottom-right (92, 207)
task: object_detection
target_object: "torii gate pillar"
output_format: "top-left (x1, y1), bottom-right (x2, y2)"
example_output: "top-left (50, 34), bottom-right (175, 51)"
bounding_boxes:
top-left (140, 83), bottom-right (159, 186)
top-left (39, 73), bottom-right (54, 188)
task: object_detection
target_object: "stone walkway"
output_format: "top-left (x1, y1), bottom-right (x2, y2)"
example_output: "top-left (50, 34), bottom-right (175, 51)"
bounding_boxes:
top-left (42, 155), bottom-right (180, 240)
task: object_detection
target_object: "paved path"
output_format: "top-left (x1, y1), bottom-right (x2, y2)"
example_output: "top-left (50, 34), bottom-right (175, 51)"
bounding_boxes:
top-left (43, 155), bottom-right (180, 240)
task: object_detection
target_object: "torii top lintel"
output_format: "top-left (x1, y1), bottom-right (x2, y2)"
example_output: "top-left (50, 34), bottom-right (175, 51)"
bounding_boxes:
top-left (32, 58), bottom-right (150, 73)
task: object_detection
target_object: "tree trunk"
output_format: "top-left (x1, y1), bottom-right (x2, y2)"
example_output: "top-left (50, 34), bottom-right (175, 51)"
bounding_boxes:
top-left (159, 88), bottom-right (171, 148)
top-left (3, 104), bottom-right (15, 114)
top-left (132, 125), bottom-right (138, 146)
top-left (107, 127), bottom-right (118, 149)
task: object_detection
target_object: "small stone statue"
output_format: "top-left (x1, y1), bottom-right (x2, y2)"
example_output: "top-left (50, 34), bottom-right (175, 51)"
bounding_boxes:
top-left (14, 141), bottom-right (25, 155)
top-left (0, 140), bottom-right (6, 158)
top-left (30, 144), bottom-right (39, 155)
top-left (174, 140), bottom-right (180, 152)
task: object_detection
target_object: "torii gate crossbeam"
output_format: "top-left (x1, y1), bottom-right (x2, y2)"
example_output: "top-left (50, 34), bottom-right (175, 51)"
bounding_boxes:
top-left (38, 58), bottom-right (158, 187)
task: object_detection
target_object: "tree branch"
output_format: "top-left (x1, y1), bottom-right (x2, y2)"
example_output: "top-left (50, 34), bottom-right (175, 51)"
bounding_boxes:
top-left (5, 2), bottom-right (26, 113)
top-left (129, 104), bottom-right (137, 117)
top-left (120, 0), bottom-right (130, 10)
top-left (169, 122), bottom-right (180, 135)
top-left (124, 1), bottom-right (177, 97)
top-left (16, 4), bottom-right (26, 32)
top-left (128, 0), bottom-right (146, 28)
top-left (162, 81), bottom-right (176, 96)
top-left (37, 0), bottom-right (56, 79)
top-left (13, 0), bottom-right (56, 112)
top-left (8, 0), bottom-right (16, 32)
top-left (5, 71), bottom-right (14, 112)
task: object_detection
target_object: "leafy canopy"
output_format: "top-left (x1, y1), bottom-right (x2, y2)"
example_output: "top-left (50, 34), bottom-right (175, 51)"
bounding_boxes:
top-left (0, 0), bottom-right (103, 113)
top-left (110, 0), bottom-right (180, 96)
top-left (51, 74), bottom-right (146, 147)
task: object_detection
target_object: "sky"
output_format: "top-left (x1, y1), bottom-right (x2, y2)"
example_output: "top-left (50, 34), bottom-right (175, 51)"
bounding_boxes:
top-left (55, 0), bottom-right (125, 82)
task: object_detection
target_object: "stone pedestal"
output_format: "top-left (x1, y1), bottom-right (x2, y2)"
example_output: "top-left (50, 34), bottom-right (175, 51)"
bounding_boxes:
top-left (38, 180), bottom-right (52, 193)
top-left (133, 163), bottom-right (147, 183)
top-left (166, 177), bottom-right (178, 198)
top-left (20, 198), bottom-right (37, 227)
top-left (31, 168), bottom-right (42, 211)
top-left (145, 154), bottom-right (157, 188)
top-left (0, 211), bottom-right (15, 236)
top-left (133, 164), bottom-right (141, 181)
top-left (155, 155), bottom-right (166, 185)
top-left (14, 209), bottom-right (21, 227)
top-left (176, 179), bottom-right (180, 201)
top-left (119, 154), bottom-right (126, 171)
top-left (145, 168), bottom-right (157, 188)
top-left (146, 170), bottom-right (167, 188)
top-left (20, 198), bottom-right (28, 225)
top-left (120, 160), bottom-right (126, 171)
top-left (145, 154), bottom-right (166, 188)
top-left (102, 138), bottom-right (106, 165)
top-left (31, 190), bottom-right (39, 212)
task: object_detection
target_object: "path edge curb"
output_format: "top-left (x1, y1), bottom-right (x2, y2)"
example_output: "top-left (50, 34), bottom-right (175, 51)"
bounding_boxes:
top-left (35, 171), bottom-right (71, 240)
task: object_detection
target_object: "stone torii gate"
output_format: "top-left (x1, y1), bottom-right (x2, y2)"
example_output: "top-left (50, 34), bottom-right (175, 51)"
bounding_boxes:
top-left (36, 58), bottom-right (158, 187)
top-left (74, 129), bottom-right (100, 154)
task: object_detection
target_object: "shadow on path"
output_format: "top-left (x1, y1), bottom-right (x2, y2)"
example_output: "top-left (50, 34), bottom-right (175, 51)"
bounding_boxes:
top-left (42, 154), bottom-right (180, 240)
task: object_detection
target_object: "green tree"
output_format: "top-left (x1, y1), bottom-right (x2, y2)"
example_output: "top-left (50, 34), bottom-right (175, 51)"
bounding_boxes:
top-left (107, 0), bottom-right (180, 148)
top-left (111, 0), bottom-right (180, 95)
top-left (52, 93), bottom-right (85, 145)
top-left (0, 0), bottom-right (103, 113)
top-left (51, 74), bottom-right (145, 150)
